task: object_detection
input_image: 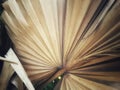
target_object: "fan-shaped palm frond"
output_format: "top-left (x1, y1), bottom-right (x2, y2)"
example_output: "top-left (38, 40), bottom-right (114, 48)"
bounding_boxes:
top-left (1, 0), bottom-right (120, 90)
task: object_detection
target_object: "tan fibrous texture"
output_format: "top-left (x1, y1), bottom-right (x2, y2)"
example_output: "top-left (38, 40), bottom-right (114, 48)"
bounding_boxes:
top-left (0, 62), bottom-right (14, 90)
top-left (2, 0), bottom-right (120, 89)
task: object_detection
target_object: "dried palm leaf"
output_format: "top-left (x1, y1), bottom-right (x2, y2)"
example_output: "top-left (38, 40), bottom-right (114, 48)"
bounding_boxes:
top-left (1, 0), bottom-right (120, 90)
